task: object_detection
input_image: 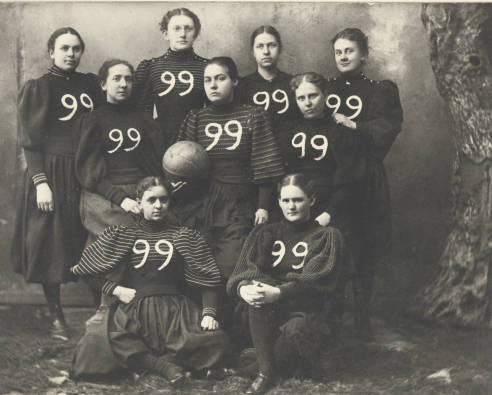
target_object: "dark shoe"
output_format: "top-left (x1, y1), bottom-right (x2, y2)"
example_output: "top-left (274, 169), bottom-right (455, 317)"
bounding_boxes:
top-left (245, 373), bottom-right (274, 394)
top-left (50, 317), bottom-right (69, 341)
top-left (206, 367), bottom-right (237, 380)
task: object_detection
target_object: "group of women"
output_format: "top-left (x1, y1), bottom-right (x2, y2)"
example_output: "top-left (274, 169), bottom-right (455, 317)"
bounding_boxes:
top-left (10, 6), bottom-right (403, 394)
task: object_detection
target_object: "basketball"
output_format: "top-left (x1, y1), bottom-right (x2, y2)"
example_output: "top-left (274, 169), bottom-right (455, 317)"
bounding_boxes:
top-left (162, 141), bottom-right (210, 181)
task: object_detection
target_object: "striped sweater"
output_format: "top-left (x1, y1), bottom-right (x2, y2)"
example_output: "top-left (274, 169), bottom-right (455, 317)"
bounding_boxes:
top-left (178, 102), bottom-right (284, 184)
top-left (71, 218), bottom-right (222, 317)
top-left (134, 48), bottom-right (207, 150)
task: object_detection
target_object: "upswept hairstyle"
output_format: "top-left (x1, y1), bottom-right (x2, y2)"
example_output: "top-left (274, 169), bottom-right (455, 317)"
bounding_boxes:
top-left (331, 28), bottom-right (369, 57)
top-left (159, 8), bottom-right (202, 38)
top-left (250, 25), bottom-right (282, 51)
top-left (47, 27), bottom-right (85, 54)
top-left (205, 57), bottom-right (239, 81)
top-left (277, 173), bottom-right (316, 199)
top-left (289, 72), bottom-right (329, 94)
top-left (97, 59), bottom-right (134, 84)
top-left (136, 176), bottom-right (173, 200)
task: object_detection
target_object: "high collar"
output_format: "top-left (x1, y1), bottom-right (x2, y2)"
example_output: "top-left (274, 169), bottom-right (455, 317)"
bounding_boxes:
top-left (207, 101), bottom-right (237, 114)
top-left (280, 217), bottom-right (317, 233)
top-left (165, 47), bottom-right (195, 61)
top-left (49, 65), bottom-right (77, 79)
top-left (252, 69), bottom-right (281, 83)
top-left (138, 217), bottom-right (169, 232)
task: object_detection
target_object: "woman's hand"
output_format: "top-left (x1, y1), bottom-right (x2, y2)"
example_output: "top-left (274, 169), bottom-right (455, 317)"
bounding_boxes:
top-left (201, 315), bottom-right (219, 331)
top-left (36, 182), bottom-right (54, 212)
top-left (254, 208), bottom-right (269, 225)
top-left (120, 198), bottom-right (140, 214)
top-left (315, 212), bottom-right (331, 227)
top-left (333, 113), bottom-right (356, 130)
top-left (239, 283), bottom-right (265, 307)
top-left (113, 286), bottom-right (136, 304)
top-left (256, 282), bottom-right (281, 304)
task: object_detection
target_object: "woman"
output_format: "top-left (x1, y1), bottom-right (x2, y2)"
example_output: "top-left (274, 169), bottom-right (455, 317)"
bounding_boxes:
top-left (227, 174), bottom-right (347, 394)
top-left (177, 56), bottom-right (284, 329)
top-left (327, 28), bottom-right (403, 339)
top-left (71, 177), bottom-right (228, 386)
top-left (237, 25), bottom-right (299, 130)
top-left (76, 59), bottom-right (163, 244)
top-left (134, 7), bottom-right (208, 154)
top-left (10, 27), bottom-right (101, 340)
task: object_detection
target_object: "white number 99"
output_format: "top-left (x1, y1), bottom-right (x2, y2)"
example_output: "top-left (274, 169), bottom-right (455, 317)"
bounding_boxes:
top-left (272, 89), bottom-right (289, 114)
top-left (59, 93), bottom-right (94, 121)
top-left (291, 241), bottom-right (308, 269)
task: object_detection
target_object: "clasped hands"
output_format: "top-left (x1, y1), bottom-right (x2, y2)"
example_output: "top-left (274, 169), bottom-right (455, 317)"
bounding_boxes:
top-left (239, 281), bottom-right (281, 308)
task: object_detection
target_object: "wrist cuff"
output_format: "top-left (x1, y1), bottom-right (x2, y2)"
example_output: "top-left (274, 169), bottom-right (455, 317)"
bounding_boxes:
top-left (202, 307), bottom-right (217, 319)
top-left (32, 173), bottom-right (48, 186)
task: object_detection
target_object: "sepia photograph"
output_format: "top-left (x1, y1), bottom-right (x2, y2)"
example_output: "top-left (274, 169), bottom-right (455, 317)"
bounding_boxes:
top-left (0, 1), bottom-right (491, 394)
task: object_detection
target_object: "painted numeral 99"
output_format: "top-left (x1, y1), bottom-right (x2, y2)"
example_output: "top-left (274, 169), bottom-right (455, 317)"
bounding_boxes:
top-left (133, 239), bottom-right (174, 270)
top-left (158, 70), bottom-right (194, 97)
top-left (271, 240), bottom-right (309, 269)
top-left (291, 132), bottom-right (328, 160)
top-left (59, 93), bottom-right (94, 121)
top-left (325, 94), bottom-right (363, 120)
top-left (253, 90), bottom-right (289, 114)
top-left (204, 120), bottom-right (243, 151)
top-left (107, 128), bottom-right (141, 154)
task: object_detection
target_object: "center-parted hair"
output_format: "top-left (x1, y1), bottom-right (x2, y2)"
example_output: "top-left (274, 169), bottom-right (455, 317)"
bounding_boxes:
top-left (290, 72), bottom-right (329, 95)
top-left (277, 173), bottom-right (316, 199)
top-left (98, 59), bottom-right (135, 85)
top-left (331, 28), bottom-right (369, 57)
top-left (250, 25), bottom-right (282, 51)
top-left (136, 176), bottom-right (173, 200)
top-left (159, 7), bottom-right (202, 38)
top-left (205, 57), bottom-right (239, 81)
top-left (47, 27), bottom-right (85, 54)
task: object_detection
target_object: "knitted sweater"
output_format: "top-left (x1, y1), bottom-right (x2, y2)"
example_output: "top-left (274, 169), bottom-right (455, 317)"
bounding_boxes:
top-left (71, 218), bottom-right (222, 317)
top-left (18, 65), bottom-right (101, 185)
top-left (326, 72), bottom-right (403, 161)
top-left (227, 219), bottom-right (345, 300)
top-left (75, 101), bottom-right (163, 205)
top-left (237, 70), bottom-right (300, 129)
top-left (134, 48), bottom-right (207, 146)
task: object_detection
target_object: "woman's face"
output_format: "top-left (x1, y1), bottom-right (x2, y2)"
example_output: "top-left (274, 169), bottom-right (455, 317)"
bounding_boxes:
top-left (204, 63), bottom-right (238, 105)
top-left (102, 64), bottom-right (133, 104)
top-left (164, 14), bottom-right (196, 52)
top-left (295, 81), bottom-right (325, 119)
top-left (333, 38), bottom-right (365, 75)
top-left (49, 33), bottom-right (83, 72)
top-left (253, 32), bottom-right (280, 70)
top-left (279, 185), bottom-right (314, 223)
top-left (138, 185), bottom-right (170, 221)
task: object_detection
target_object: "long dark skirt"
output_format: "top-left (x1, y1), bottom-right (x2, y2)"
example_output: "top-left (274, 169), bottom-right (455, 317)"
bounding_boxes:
top-left (109, 294), bottom-right (228, 371)
top-left (11, 154), bottom-right (86, 283)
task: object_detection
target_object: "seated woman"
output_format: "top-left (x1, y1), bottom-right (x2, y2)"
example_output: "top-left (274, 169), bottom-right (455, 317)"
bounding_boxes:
top-left (71, 176), bottom-right (228, 387)
top-left (227, 173), bottom-right (347, 394)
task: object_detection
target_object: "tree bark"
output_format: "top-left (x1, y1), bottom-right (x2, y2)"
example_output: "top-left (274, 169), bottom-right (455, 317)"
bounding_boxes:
top-left (419, 3), bottom-right (492, 327)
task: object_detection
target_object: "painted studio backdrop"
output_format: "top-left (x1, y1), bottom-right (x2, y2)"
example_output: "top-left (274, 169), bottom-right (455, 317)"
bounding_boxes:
top-left (0, 2), bottom-right (453, 306)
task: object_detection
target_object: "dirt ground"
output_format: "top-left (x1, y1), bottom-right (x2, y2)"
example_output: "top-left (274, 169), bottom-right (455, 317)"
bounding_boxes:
top-left (0, 302), bottom-right (491, 395)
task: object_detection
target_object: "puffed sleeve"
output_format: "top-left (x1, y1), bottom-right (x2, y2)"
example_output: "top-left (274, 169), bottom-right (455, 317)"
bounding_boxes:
top-left (18, 78), bottom-right (51, 185)
top-left (226, 224), bottom-right (276, 296)
top-left (279, 227), bottom-right (345, 298)
top-left (134, 59), bottom-right (154, 116)
top-left (75, 112), bottom-right (129, 205)
top-left (71, 225), bottom-right (134, 276)
top-left (177, 109), bottom-right (199, 142)
top-left (174, 227), bottom-right (222, 287)
top-left (356, 80), bottom-right (403, 160)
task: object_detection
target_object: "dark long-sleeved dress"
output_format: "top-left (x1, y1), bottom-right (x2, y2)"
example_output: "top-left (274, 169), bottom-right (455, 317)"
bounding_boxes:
top-left (75, 101), bottom-right (163, 238)
top-left (227, 219), bottom-right (346, 377)
top-left (237, 70), bottom-right (300, 132)
top-left (134, 48), bottom-right (208, 153)
top-left (326, 72), bottom-right (403, 257)
top-left (178, 103), bottom-right (284, 278)
top-left (71, 218), bottom-right (228, 371)
top-left (277, 114), bottom-right (367, 235)
top-left (11, 66), bottom-right (101, 283)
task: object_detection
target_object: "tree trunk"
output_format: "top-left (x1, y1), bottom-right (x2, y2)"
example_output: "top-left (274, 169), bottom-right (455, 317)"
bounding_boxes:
top-left (419, 3), bottom-right (492, 327)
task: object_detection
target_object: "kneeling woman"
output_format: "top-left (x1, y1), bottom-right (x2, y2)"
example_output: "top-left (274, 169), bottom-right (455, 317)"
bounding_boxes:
top-left (227, 174), bottom-right (346, 394)
top-left (71, 177), bottom-right (228, 385)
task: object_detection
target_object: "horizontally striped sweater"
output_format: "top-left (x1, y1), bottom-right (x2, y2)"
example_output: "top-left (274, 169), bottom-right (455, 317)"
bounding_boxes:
top-left (134, 48), bottom-right (207, 150)
top-left (71, 218), bottom-right (222, 316)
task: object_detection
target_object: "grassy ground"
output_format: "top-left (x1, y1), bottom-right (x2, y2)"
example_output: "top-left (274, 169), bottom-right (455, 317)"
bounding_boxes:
top-left (0, 303), bottom-right (491, 395)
